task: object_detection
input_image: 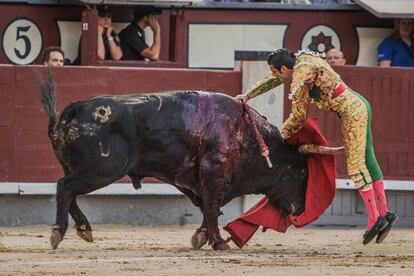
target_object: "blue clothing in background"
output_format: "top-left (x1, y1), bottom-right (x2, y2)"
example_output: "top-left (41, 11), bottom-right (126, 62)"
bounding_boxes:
top-left (377, 37), bottom-right (414, 67)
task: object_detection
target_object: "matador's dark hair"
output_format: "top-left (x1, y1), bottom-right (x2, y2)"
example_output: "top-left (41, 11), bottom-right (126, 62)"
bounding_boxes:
top-left (267, 48), bottom-right (296, 70)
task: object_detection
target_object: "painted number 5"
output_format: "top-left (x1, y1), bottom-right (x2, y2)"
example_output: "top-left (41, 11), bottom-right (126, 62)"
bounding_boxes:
top-left (2, 18), bottom-right (43, 65)
top-left (15, 26), bottom-right (32, 59)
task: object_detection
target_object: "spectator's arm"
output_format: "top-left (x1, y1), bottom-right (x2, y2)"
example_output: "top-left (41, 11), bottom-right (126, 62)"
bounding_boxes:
top-left (140, 16), bottom-right (161, 61)
top-left (97, 25), bottom-right (105, 60)
top-left (377, 37), bottom-right (393, 67)
top-left (379, 60), bottom-right (391, 67)
top-left (107, 29), bottom-right (122, 61)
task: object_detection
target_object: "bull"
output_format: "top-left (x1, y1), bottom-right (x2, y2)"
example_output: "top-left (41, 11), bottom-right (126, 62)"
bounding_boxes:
top-left (38, 72), bottom-right (338, 250)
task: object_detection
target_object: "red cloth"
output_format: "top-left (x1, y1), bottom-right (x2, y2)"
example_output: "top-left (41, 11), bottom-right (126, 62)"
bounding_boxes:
top-left (224, 118), bottom-right (336, 248)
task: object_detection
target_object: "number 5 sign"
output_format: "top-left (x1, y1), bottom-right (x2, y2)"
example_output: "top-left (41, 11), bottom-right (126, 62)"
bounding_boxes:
top-left (2, 18), bottom-right (43, 65)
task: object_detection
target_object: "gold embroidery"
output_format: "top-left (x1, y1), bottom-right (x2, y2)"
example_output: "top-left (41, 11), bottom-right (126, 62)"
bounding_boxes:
top-left (245, 74), bottom-right (283, 99)
top-left (281, 53), bottom-right (342, 139)
top-left (281, 83), bottom-right (310, 139)
top-left (330, 89), bottom-right (373, 188)
top-left (295, 49), bottom-right (326, 59)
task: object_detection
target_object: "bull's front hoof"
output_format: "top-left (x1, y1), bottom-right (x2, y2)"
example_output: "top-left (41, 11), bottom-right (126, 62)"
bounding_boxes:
top-left (213, 241), bottom-right (231, 251)
top-left (191, 228), bottom-right (208, 249)
top-left (76, 229), bottom-right (94, 243)
top-left (50, 229), bottom-right (62, 250)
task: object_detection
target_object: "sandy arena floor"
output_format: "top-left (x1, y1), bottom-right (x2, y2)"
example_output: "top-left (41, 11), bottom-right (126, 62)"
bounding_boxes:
top-left (0, 224), bottom-right (413, 275)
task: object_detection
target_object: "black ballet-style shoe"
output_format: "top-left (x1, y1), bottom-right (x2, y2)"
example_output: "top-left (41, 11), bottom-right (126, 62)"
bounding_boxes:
top-left (376, 212), bottom-right (398, 244)
top-left (362, 216), bottom-right (388, 245)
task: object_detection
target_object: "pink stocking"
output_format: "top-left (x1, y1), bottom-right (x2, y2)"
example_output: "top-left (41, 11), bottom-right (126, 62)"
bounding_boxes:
top-left (358, 187), bottom-right (380, 229)
top-left (372, 179), bottom-right (389, 216)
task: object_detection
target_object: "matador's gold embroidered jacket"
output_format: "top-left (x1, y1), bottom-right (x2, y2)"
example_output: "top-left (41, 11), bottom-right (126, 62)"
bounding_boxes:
top-left (246, 50), bottom-right (342, 139)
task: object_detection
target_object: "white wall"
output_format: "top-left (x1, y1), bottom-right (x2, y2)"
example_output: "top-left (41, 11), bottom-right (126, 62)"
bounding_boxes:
top-left (188, 24), bottom-right (287, 68)
top-left (356, 27), bottom-right (392, 66)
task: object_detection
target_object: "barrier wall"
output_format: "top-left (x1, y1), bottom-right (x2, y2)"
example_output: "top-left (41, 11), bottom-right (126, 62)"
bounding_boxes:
top-left (0, 65), bottom-right (241, 182)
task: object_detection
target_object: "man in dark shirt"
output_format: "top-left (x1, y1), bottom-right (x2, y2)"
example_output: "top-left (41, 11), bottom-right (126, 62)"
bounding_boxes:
top-left (119, 6), bottom-right (162, 61)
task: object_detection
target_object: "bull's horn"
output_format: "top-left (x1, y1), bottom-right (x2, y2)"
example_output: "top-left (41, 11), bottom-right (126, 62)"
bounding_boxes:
top-left (298, 144), bottom-right (344, 155)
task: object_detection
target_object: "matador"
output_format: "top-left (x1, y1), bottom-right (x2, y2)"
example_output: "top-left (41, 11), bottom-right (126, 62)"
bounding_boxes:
top-left (237, 48), bottom-right (398, 245)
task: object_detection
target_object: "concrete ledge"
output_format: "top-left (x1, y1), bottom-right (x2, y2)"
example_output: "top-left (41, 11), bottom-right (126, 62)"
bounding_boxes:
top-left (0, 182), bottom-right (184, 196)
top-left (1, 179), bottom-right (413, 195)
top-left (0, 193), bottom-right (242, 226)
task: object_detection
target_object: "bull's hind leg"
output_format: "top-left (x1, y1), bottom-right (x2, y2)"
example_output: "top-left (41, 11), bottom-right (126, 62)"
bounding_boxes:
top-left (69, 198), bottom-right (93, 243)
top-left (51, 176), bottom-right (76, 249)
top-left (199, 158), bottom-right (230, 251)
top-left (61, 167), bottom-right (92, 242)
top-left (51, 175), bottom-right (107, 250)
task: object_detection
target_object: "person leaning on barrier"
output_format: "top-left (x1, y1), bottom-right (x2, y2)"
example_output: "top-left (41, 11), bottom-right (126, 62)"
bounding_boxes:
top-left (96, 5), bottom-right (122, 61)
top-left (236, 48), bottom-right (398, 245)
top-left (377, 19), bottom-right (414, 67)
top-left (119, 5), bottom-right (162, 61)
top-left (326, 48), bottom-right (346, 66)
top-left (42, 46), bottom-right (65, 67)
top-left (73, 5), bottom-right (122, 65)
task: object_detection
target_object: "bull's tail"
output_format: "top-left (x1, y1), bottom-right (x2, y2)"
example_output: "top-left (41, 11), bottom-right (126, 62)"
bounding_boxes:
top-left (36, 69), bottom-right (57, 140)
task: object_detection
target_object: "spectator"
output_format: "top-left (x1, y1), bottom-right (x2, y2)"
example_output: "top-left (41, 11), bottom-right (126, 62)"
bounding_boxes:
top-left (326, 48), bottom-right (346, 65)
top-left (73, 5), bottom-right (122, 65)
top-left (119, 6), bottom-right (162, 61)
top-left (42, 46), bottom-right (65, 67)
top-left (377, 19), bottom-right (414, 67)
top-left (96, 6), bottom-right (122, 61)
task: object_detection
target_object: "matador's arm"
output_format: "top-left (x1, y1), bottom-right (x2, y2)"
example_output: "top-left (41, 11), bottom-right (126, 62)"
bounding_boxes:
top-left (280, 85), bottom-right (310, 139)
top-left (280, 62), bottom-right (314, 139)
top-left (245, 74), bottom-right (283, 100)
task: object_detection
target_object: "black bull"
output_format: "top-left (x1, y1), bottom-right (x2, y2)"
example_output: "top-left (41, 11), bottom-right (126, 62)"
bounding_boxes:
top-left (38, 74), bottom-right (309, 250)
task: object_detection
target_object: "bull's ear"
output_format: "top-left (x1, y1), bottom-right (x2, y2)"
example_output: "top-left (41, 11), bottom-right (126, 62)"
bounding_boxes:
top-left (298, 144), bottom-right (344, 155)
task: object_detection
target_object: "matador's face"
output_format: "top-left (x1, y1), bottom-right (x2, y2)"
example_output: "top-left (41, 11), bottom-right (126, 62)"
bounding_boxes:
top-left (269, 64), bottom-right (292, 82)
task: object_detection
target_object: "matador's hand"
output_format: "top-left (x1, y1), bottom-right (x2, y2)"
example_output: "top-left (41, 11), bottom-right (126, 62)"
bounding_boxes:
top-left (236, 94), bottom-right (249, 103)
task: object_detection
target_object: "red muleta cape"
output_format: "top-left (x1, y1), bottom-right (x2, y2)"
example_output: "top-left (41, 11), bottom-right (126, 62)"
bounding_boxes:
top-left (224, 118), bottom-right (336, 248)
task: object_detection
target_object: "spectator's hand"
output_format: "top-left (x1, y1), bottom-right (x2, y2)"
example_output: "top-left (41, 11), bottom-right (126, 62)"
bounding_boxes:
top-left (236, 94), bottom-right (249, 103)
top-left (105, 26), bottom-right (113, 39)
top-left (149, 15), bottom-right (160, 33)
top-left (97, 25), bottom-right (104, 36)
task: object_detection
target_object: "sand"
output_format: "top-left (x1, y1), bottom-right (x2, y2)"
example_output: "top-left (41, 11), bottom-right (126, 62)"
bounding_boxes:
top-left (0, 224), bottom-right (413, 275)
